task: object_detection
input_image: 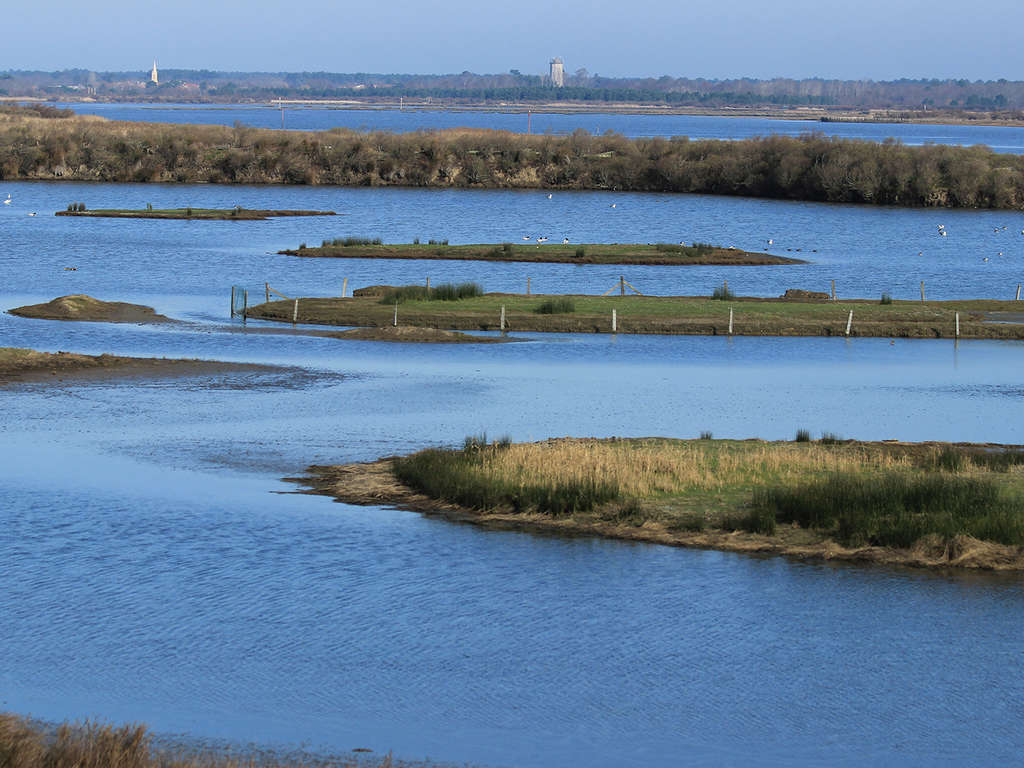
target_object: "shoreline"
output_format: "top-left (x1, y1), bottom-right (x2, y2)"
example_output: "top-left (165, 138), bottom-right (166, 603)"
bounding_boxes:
top-left (295, 456), bottom-right (1024, 571)
top-left (56, 208), bottom-right (336, 221)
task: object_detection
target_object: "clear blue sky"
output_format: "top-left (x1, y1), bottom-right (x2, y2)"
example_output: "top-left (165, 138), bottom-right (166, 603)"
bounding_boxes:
top-left (6, 0), bottom-right (1023, 81)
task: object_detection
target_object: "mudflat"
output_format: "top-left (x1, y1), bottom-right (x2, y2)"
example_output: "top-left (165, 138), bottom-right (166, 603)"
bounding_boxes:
top-left (8, 295), bottom-right (172, 323)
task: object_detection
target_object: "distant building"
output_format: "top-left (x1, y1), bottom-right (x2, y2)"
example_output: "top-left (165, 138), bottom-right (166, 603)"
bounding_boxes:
top-left (150, 61), bottom-right (159, 85)
top-left (549, 57), bottom-right (564, 88)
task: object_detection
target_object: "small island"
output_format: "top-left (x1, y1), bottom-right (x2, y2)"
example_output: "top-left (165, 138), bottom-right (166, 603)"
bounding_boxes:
top-left (8, 295), bottom-right (173, 323)
top-left (243, 287), bottom-right (1024, 339)
top-left (56, 207), bottom-right (336, 221)
top-left (297, 436), bottom-right (1024, 570)
top-left (281, 239), bottom-right (804, 266)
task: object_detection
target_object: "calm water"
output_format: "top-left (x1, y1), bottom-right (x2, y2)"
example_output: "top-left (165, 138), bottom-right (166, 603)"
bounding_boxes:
top-left (59, 102), bottom-right (1024, 152)
top-left (2, 181), bottom-right (1024, 766)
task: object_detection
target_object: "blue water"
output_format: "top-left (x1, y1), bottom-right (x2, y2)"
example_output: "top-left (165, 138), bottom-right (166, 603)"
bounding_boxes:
top-left (2, 180), bottom-right (1024, 767)
top-left (58, 102), bottom-right (1024, 153)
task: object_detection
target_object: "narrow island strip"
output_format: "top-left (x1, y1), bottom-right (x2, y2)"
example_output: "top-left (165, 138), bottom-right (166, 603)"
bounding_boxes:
top-left (0, 347), bottom-right (276, 384)
top-left (56, 207), bottom-right (336, 221)
top-left (295, 436), bottom-right (1024, 571)
top-left (245, 287), bottom-right (1024, 339)
top-left (282, 239), bottom-right (803, 266)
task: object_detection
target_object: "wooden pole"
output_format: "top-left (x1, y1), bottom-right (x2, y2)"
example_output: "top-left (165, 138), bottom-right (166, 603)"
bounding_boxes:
top-left (342, 277), bottom-right (348, 298)
top-left (292, 298), bottom-right (299, 324)
top-left (243, 290), bottom-right (248, 320)
top-left (230, 286), bottom-right (235, 317)
top-left (845, 310), bottom-right (853, 336)
top-left (920, 280), bottom-right (925, 302)
top-left (612, 308), bottom-right (617, 333)
top-left (426, 277), bottom-right (430, 294)
top-left (265, 282), bottom-right (270, 303)
top-left (955, 312), bottom-right (960, 338)
top-left (620, 275), bottom-right (625, 296)
top-left (526, 276), bottom-right (531, 296)
top-left (728, 307), bottom-right (734, 335)
top-left (831, 279), bottom-right (836, 301)
top-left (1017, 283), bottom-right (1021, 301)
top-left (500, 305), bottom-right (506, 330)
top-left (393, 302), bottom-right (398, 327)
top-left (723, 280), bottom-right (728, 297)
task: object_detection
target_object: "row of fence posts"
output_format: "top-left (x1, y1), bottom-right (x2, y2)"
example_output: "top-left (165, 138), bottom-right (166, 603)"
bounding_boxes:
top-left (235, 275), bottom-right (1022, 337)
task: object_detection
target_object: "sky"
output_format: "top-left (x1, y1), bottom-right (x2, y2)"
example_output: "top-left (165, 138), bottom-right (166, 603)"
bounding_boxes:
top-left (4, 0), bottom-right (1024, 81)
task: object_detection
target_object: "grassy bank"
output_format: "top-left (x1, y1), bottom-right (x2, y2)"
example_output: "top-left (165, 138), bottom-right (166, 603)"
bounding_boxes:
top-left (0, 712), bottom-right (397, 767)
top-left (243, 292), bottom-right (1024, 339)
top-left (302, 437), bottom-right (1024, 569)
top-left (56, 207), bottom-right (335, 220)
top-left (5, 108), bottom-right (1024, 208)
top-left (284, 240), bottom-right (802, 266)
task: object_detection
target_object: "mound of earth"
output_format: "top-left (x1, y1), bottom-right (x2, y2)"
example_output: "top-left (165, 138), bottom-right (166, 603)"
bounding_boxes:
top-left (8, 295), bottom-right (172, 323)
top-left (781, 289), bottom-right (830, 300)
top-left (327, 326), bottom-right (516, 343)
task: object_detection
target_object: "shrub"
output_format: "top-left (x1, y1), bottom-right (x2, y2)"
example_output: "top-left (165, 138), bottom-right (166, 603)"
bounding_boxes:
top-left (413, 237), bottom-right (420, 244)
top-left (502, 242), bottom-right (513, 253)
top-left (795, 429), bottom-right (811, 443)
top-left (699, 431), bottom-right (713, 440)
top-left (534, 298), bottom-right (576, 314)
top-left (380, 282), bottom-right (482, 304)
top-left (575, 247), bottom-right (586, 258)
top-left (298, 242), bottom-right (306, 249)
top-left (820, 432), bottom-right (843, 445)
top-left (880, 292), bottom-right (893, 304)
top-left (711, 283), bottom-right (734, 300)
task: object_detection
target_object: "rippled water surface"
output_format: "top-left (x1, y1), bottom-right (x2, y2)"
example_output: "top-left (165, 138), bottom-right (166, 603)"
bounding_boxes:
top-left (2, 180), bottom-right (1024, 767)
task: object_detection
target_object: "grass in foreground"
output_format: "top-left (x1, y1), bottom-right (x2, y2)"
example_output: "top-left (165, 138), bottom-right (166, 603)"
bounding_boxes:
top-left (392, 437), bottom-right (1024, 549)
top-left (0, 713), bottom-right (395, 767)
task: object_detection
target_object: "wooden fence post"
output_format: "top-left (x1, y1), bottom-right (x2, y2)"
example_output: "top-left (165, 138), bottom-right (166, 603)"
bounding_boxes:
top-left (426, 277), bottom-right (430, 294)
top-left (342, 277), bottom-right (348, 298)
top-left (920, 280), bottom-right (925, 302)
top-left (845, 310), bottom-right (853, 336)
top-left (265, 282), bottom-right (270, 303)
top-left (612, 308), bottom-right (617, 333)
top-left (393, 302), bottom-right (398, 327)
top-left (831, 279), bottom-right (836, 301)
top-left (955, 312), bottom-right (960, 338)
top-left (527, 276), bottom-right (531, 296)
top-left (230, 286), bottom-right (235, 317)
top-left (1017, 283), bottom-right (1021, 301)
top-left (500, 305), bottom-right (506, 330)
top-left (292, 298), bottom-right (298, 324)
top-left (728, 307), bottom-right (734, 335)
top-left (243, 290), bottom-right (248, 320)
top-left (620, 275), bottom-right (625, 296)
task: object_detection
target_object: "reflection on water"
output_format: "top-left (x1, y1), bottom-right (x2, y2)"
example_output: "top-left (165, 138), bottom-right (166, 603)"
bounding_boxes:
top-left (2, 178), bottom-right (1024, 767)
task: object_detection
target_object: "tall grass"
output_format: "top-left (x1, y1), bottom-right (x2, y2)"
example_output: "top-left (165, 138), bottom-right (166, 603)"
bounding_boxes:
top-left (321, 236), bottom-right (382, 246)
top-left (752, 473), bottom-right (1024, 547)
top-left (711, 283), bottom-right (734, 300)
top-left (379, 282), bottom-right (483, 304)
top-left (534, 298), bottom-right (576, 314)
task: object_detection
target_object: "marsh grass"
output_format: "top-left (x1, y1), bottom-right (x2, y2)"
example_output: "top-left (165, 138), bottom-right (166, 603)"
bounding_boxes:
top-left (322, 237), bottom-right (382, 246)
top-left (379, 282), bottom-right (483, 304)
top-left (391, 437), bottom-right (1024, 549)
top-left (0, 713), bottom-right (388, 768)
top-left (534, 298), bottom-right (576, 314)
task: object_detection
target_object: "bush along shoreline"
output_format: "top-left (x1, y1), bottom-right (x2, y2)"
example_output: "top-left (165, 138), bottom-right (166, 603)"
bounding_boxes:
top-left (5, 107), bottom-right (1024, 208)
top-left (297, 437), bottom-right (1024, 570)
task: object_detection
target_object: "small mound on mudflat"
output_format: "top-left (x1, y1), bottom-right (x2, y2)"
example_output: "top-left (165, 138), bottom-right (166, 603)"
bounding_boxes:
top-left (8, 295), bottom-right (172, 323)
top-left (327, 326), bottom-right (515, 343)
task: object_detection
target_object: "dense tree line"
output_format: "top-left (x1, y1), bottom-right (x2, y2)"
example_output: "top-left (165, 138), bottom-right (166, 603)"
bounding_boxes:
top-left (3, 109), bottom-right (1024, 209)
top-left (7, 69), bottom-right (1024, 110)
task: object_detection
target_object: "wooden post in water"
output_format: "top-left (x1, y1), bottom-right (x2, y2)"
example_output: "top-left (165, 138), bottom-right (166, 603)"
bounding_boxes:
top-left (292, 299), bottom-right (299, 324)
top-left (620, 275), bottom-right (625, 296)
top-left (265, 282), bottom-right (270, 304)
top-left (526, 276), bottom-right (531, 295)
top-left (426, 277), bottom-right (430, 294)
top-left (243, 290), bottom-right (248, 320)
top-left (831, 279), bottom-right (836, 301)
top-left (612, 308), bottom-right (617, 333)
top-left (230, 286), bottom-right (235, 317)
top-left (342, 277), bottom-right (348, 298)
top-left (393, 302), bottom-right (398, 327)
top-left (500, 305), bottom-right (506, 330)
top-left (1017, 283), bottom-right (1021, 301)
top-left (728, 307), bottom-right (734, 335)
top-left (845, 310), bottom-right (853, 336)
top-left (920, 281), bottom-right (926, 302)
top-left (955, 312), bottom-right (960, 338)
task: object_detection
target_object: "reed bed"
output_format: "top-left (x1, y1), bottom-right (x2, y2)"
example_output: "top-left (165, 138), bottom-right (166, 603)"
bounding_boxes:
top-left (0, 713), bottom-right (392, 767)
top-left (391, 438), bottom-right (1024, 548)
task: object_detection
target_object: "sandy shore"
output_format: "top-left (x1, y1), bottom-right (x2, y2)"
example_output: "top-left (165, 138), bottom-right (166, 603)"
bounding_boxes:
top-left (295, 458), bottom-right (1024, 571)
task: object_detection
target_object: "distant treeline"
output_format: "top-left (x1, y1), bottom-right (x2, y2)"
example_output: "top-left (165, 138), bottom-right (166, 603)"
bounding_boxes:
top-left (6, 68), bottom-right (1024, 110)
top-left (3, 109), bottom-right (1024, 209)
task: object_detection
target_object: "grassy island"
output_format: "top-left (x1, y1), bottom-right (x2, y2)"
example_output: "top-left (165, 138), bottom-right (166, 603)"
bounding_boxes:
top-left (243, 290), bottom-right (1024, 339)
top-left (300, 436), bottom-right (1024, 570)
top-left (283, 240), bottom-right (802, 266)
top-left (55, 207), bottom-right (335, 220)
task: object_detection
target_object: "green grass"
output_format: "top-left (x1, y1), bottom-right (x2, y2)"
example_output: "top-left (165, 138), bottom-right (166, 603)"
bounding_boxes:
top-left (379, 282), bottom-right (484, 304)
top-left (534, 298), bottom-right (576, 314)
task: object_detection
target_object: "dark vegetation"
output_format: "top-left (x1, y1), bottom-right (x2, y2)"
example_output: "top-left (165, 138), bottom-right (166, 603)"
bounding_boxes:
top-left (393, 437), bottom-right (620, 516)
top-left (378, 282), bottom-right (484, 304)
top-left (533, 298), bottom-right (576, 314)
top-left (5, 106), bottom-right (1024, 208)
